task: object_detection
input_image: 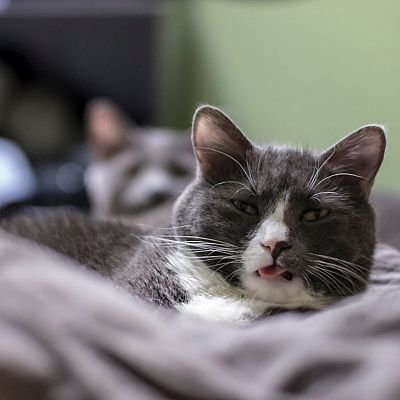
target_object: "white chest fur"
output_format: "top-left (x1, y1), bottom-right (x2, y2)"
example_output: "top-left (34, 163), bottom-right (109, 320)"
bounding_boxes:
top-left (168, 247), bottom-right (324, 323)
top-left (168, 250), bottom-right (275, 323)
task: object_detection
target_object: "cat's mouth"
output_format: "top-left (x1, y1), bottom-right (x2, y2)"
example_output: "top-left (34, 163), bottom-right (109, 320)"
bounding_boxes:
top-left (255, 264), bottom-right (293, 281)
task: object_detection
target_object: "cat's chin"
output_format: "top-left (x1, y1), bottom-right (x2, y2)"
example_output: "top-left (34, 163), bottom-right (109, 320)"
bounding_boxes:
top-left (241, 272), bottom-right (322, 309)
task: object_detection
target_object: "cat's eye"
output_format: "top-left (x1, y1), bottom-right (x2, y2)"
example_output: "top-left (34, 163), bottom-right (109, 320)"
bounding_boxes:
top-left (302, 208), bottom-right (330, 222)
top-left (231, 199), bottom-right (258, 216)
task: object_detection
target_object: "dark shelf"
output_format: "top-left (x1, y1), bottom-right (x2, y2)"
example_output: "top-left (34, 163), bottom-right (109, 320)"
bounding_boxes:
top-left (0, 0), bottom-right (163, 17)
top-left (0, 2), bottom-right (160, 124)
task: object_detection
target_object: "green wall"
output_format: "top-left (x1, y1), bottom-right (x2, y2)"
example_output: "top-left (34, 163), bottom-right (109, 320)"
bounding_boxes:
top-left (158, 0), bottom-right (400, 190)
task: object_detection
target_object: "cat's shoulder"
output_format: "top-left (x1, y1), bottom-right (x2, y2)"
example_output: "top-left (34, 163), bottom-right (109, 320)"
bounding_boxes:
top-left (0, 207), bottom-right (146, 275)
top-left (0, 207), bottom-right (145, 238)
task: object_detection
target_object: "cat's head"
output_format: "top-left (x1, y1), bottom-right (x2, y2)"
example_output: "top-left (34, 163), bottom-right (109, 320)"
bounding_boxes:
top-left (84, 98), bottom-right (194, 216)
top-left (173, 105), bottom-right (386, 309)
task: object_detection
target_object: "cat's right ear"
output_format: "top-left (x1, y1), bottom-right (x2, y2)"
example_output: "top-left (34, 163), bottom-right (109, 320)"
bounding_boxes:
top-left (320, 125), bottom-right (386, 198)
top-left (192, 105), bottom-right (253, 183)
top-left (85, 98), bottom-right (131, 159)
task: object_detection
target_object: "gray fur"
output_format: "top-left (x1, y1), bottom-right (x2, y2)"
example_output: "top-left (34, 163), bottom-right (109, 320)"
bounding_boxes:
top-left (1, 209), bottom-right (188, 308)
top-left (0, 105), bottom-right (387, 317)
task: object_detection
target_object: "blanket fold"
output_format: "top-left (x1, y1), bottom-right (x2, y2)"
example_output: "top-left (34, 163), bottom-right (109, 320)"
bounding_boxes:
top-left (0, 231), bottom-right (400, 400)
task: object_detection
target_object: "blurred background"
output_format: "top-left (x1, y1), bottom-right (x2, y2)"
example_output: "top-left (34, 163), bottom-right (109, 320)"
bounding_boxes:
top-left (0, 0), bottom-right (399, 214)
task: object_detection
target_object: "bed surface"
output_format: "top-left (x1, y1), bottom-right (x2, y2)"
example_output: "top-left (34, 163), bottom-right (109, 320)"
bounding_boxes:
top-left (0, 231), bottom-right (400, 400)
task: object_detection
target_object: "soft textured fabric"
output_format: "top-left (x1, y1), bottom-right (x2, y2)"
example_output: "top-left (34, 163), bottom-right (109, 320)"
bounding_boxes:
top-left (0, 231), bottom-right (400, 400)
top-left (372, 191), bottom-right (400, 250)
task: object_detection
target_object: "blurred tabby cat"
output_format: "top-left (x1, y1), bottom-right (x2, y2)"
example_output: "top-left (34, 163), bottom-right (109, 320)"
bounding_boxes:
top-left (84, 99), bottom-right (195, 225)
top-left (0, 106), bottom-right (387, 323)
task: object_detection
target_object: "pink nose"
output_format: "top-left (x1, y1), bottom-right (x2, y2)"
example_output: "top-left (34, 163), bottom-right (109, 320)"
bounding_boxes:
top-left (260, 240), bottom-right (292, 259)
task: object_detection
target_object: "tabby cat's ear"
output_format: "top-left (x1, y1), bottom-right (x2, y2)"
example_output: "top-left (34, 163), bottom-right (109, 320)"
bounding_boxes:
top-left (320, 125), bottom-right (386, 198)
top-left (192, 105), bottom-right (253, 183)
top-left (85, 98), bottom-right (131, 159)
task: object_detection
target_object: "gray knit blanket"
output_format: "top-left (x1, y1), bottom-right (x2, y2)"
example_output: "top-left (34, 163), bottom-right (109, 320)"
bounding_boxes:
top-left (0, 231), bottom-right (400, 400)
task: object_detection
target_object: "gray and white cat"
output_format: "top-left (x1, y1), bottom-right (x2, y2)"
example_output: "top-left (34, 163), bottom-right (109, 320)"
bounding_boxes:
top-left (0, 106), bottom-right (386, 323)
top-left (84, 98), bottom-right (194, 225)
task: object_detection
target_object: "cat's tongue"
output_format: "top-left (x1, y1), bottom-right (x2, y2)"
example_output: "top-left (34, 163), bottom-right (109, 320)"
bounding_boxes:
top-left (257, 265), bottom-right (292, 280)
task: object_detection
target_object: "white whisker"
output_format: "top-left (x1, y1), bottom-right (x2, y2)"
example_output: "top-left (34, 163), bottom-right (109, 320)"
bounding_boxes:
top-left (211, 180), bottom-right (253, 194)
top-left (308, 253), bottom-right (370, 272)
top-left (313, 172), bottom-right (367, 190)
top-left (195, 146), bottom-right (256, 193)
top-left (307, 148), bottom-right (336, 190)
top-left (134, 224), bottom-right (192, 230)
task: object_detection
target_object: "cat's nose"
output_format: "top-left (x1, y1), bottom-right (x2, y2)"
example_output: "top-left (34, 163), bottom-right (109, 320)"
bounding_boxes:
top-left (260, 240), bottom-right (292, 259)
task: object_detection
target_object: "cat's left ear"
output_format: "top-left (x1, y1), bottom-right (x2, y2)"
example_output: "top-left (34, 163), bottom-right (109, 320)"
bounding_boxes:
top-left (85, 98), bottom-right (131, 159)
top-left (321, 125), bottom-right (386, 198)
top-left (192, 105), bottom-right (253, 183)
